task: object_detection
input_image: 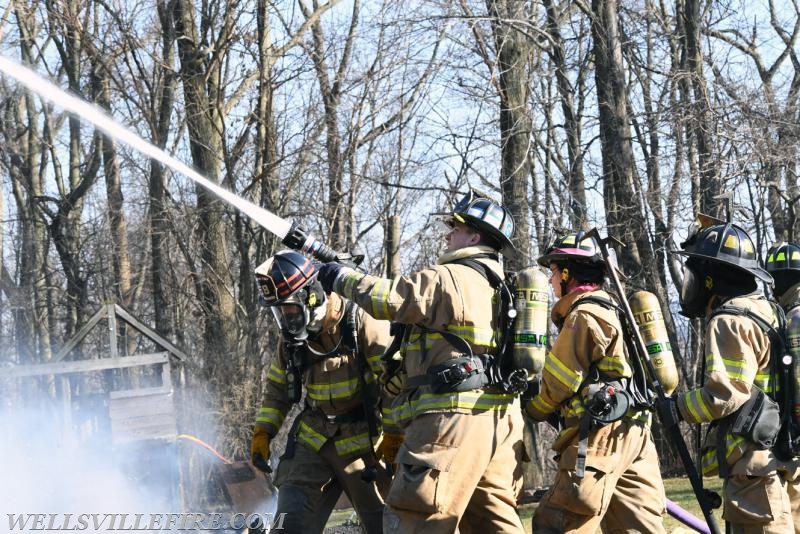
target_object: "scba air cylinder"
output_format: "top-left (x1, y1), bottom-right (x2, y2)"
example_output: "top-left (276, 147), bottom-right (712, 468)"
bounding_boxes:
top-left (513, 267), bottom-right (550, 376)
top-left (629, 290), bottom-right (680, 395)
top-left (786, 305), bottom-right (800, 428)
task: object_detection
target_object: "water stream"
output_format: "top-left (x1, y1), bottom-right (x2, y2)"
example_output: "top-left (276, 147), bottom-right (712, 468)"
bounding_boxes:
top-left (0, 55), bottom-right (291, 239)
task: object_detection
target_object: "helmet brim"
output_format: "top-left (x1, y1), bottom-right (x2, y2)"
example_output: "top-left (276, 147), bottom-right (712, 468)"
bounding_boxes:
top-left (537, 249), bottom-right (602, 268)
top-left (434, 213), bottom-right (519, 259)
top-left (673, 250), bottom-right (773, 283)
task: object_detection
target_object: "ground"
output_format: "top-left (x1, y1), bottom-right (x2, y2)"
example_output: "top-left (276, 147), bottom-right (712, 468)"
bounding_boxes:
top-left (323, 477), bottom-right (725, 533)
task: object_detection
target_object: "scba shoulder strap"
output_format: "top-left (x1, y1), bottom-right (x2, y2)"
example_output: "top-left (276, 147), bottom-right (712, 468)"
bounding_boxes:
top-left (708, 302), bottom-right (798, 462)
top-left (444, 257), bottom-right (526, 393)
top-left (566, 294), bottom-right (617, 316)
top-left (565, 295), bottom-right (640, 478)
top-left (566, 294), bottom-right (653, 409)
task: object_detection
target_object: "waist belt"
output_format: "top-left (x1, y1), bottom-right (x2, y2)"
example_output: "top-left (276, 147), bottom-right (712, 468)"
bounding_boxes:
top-left (407, 355), bottom-right (492, 393)
top-left (308, 404), bottom-right (365, 424)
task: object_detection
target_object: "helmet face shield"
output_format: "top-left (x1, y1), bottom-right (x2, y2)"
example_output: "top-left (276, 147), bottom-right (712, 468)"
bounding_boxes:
top-left (271, 301), bottom-right (310, 339)
top-left (679, 263), bottom-right (700, 305)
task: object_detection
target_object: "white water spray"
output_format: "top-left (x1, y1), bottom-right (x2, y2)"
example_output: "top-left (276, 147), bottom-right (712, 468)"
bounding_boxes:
top-left (0, 55), bottom-right (291, 239)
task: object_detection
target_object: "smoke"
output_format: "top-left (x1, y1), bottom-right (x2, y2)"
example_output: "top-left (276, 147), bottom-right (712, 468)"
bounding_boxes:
top-left (0, 385), bottom-right (277, 532)
top-left (0, 405), bottom-right (175, 518)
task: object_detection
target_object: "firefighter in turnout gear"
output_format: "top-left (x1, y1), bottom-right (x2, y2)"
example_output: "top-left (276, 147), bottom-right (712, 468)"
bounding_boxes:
top-left (524, 231), bottom-right (667, 534)
top-left (764, 241), bottom-right (800, 532)
top-left (316, 190), bottom-right (526, 533)
top-left (657, 221), bottom-right (796, 533)
top-left (251, 250), bottom-right (392, 534)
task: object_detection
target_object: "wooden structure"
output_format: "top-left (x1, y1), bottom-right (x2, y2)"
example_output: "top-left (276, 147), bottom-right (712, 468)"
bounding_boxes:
top-left (0, 303), bottom-right (189, 508)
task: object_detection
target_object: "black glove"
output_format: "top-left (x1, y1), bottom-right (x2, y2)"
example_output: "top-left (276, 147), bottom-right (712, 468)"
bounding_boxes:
top-left (317, 262), bottom-right (347, 293)
top-left (655, 395), bottom-right (682, 428)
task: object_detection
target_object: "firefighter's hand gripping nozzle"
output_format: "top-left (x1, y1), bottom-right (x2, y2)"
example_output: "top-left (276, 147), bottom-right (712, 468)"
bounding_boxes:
top-left (282, 220), bottom-right (363, 267)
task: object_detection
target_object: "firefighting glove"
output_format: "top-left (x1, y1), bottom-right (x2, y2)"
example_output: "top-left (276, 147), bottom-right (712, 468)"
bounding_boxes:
top-left (521, 375), bottom-right (541, 401)
top-left (655, 395), bottom-right (683, 429)
top-left (316, 262), bottom-right (353, 294)
top-left (376, 432), bottom-right (404, 465)
top-left (383, 371), bottom-right (407, 397)
top-left (381, 352), bottom-right (406, 396)
top-left (251, 426), bottom-right (271, 473)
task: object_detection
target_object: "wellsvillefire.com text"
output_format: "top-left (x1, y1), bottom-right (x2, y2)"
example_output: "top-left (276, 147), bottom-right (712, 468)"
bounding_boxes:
top-left (7, 513), bottom-right (287, 531)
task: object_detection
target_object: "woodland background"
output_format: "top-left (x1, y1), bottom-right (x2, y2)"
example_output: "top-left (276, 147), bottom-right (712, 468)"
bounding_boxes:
top-left (1, 0), bottom-right (798, 490)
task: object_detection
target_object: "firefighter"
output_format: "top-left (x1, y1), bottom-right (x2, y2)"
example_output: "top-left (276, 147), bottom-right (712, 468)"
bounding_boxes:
top-left (250, 250), bottom-right (394, 534)
top-left (656, 222), bottom-right (795, 533)
top-left (316, 189), bottom-right (526, 533)
top-left (764, 241), bottom-right (800, 533)
top-left (524, 231), bottom-right (667, 534)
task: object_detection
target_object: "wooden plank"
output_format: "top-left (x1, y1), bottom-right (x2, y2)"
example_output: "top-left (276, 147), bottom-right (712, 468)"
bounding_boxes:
top-left (0, 352), bottom-right (170, 379)
top-left (114, 305), bottom-right (189, 361)
top-left (52, 307), bottom-right (108, 362)
top-left (109, 385), bottom-right (172, 400)
top-left (109, 391), bottom-right (175, 418)
top-left (109, 389), bottom-right (177, 443)
top-left (110, 417), bottom-right (177, 443)
top-left (107, 303), bottom-right (118, 359)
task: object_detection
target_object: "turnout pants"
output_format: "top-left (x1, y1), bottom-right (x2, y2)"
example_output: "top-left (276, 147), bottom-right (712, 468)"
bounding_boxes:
top-left (273, 439), bottom-right (390, 534)
top-left (383, 405), bottom-right (526, 534)
top-left (533, 419), bottom-right (667, 534)
top-left (722, 460), bottom-right (799, 534)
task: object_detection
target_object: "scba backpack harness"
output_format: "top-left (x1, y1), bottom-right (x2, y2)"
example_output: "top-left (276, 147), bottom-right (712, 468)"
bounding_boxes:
top-left (396, 255), bottom-right (543, 395)
top-left (708, 302), bottom-right (799, 470)
top-left (565, 295), bottom-right (655, 477)
top-left (282, 301), bottom-right (380, 464)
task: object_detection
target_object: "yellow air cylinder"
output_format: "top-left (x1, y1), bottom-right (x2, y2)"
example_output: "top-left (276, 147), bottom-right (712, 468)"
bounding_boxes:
top-left (513, 267), bottom-right (550, 376)
top-left (630, 290), bottom-right (680, 395)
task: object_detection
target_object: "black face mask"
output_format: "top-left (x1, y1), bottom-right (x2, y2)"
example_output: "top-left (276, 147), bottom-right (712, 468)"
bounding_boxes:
top-left (679, 262), bottom-right (713, 318)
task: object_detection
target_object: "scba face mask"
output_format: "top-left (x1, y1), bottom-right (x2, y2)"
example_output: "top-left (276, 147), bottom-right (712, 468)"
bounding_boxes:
top-left (272, 301), bottom-right (310, 340)
top-left (679, 261), bottom-right (713, 318)
top-left (270, 285), bottom-right (327, 340)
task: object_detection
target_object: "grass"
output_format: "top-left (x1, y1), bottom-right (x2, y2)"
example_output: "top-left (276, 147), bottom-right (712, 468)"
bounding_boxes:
top-left (325, 477), bottom-right (725, 533)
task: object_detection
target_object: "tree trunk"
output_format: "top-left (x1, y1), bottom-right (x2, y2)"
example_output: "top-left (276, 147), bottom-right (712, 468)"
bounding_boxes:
top-left (591, 0), bottom-right (655, 286)
top-left (302, 0), bottom-right (351, 250)
top-left (487, 0), bottom-right (533, 268)
top-left (150, 0), bottom-right (179, 342)
top-left (173, 0), bottom-right (238, 375)
top-left (681, 0), bottom-right (722, 217)
top-left (543, 0), bottom-right (587, 228)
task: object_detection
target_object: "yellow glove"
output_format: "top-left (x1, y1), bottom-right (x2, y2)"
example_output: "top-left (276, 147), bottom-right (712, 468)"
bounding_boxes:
top-left (383, 371), bottom-right (406, 397)
top-left (376, 432), bottom-right (404, 465)
top-left (251, 426), bottom-right (271, 472)
top-left (381, 352), bottom-right (405, 396)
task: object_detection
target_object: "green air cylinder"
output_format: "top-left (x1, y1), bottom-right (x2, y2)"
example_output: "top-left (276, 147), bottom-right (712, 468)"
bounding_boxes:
top-left (786, 304), bottom-right (800, 428)
top-left (630, 290), bottom-right (680, 395)
top-left (513, 267), bottom-right (550, 376)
